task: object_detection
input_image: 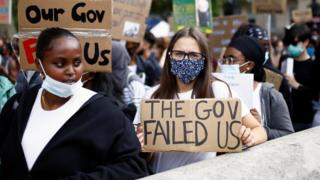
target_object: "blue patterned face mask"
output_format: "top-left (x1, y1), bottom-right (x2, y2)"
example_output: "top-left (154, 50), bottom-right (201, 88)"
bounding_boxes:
top-left (170, 58), bottom-right (205, 84)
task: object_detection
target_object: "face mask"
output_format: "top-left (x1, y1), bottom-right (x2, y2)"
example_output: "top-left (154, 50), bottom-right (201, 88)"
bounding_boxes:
top-left (288, 44), bottom-right (304, 58)
top-left (38, 59), bottom-right (83, 98)
top-left (219, 64), bottom-right (240, 74)
top-left (219, 61), bottom-right (250, 74)
top-left (307, 47), bottom-right (315, 57)
top-left (170, 58), bottom-right (205, 84)
top-left (312, 35), bottom-right (318, 42)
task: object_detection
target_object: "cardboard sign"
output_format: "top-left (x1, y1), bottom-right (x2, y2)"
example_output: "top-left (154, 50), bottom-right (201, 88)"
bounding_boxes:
top-left (0, 0), bottom-right (11, 24)
top-left (292, 8), bottom-right (313, 23)
top-left (213, 73), bottom-right (254, 109)
top-left (18, 0), bottom-right (112, 72)
top-left (252, 0), bottom-right (287, 14)
top-left (141, 98), bottom-right (242, 152)
top-left (264, 68), bottom-right (283, 90)
top-left (209, 15), bottom-right (248, 59)
top-left (112, 0), bottom-right (151, 43)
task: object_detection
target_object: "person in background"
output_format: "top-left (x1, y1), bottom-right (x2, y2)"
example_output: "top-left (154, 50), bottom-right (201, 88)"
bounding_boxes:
top-left (135, 31), bottom-right (161, 86)
top-left (270, 34), bottom-right (285, 69)
top-left (7, 57), bottom-right (20, 84)
top-left (222, 36), bottom-right (294, 140)
top-left (232, 23), bottom-right (293, 119)
top-left (153, 37), bottom-right (170, 68)
top-left (83, 41), bottom-right (146, 120)
top-left (0, 27), bottom-right (148, 179)
top-left (0, 64), bottom-right (16, 113)
top-left (283, 23), bottom-right (320, 131)
top-left (134, 27), bottom-right (267, 173)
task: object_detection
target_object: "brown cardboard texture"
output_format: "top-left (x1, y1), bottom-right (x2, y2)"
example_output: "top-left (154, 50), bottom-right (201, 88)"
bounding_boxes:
top-left (209, 15), bottom-right (248, 59)
top-left (18, 0), bottom-right (111, 30)
top-left (18, 0), bottom-right (112, 72)
top-left (252, 0), bottom-right (287, 14)
top-left (264, 68), bottom-right (283, 90)
top-left (141, 98), bottom-right (242, 152)
top-left (292, 8), bottom-right (313, 23)
top-left (112, 0), bottom-right (151, 43)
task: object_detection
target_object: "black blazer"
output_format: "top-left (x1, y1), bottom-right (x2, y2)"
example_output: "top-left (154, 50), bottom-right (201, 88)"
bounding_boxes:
top-left (0, 86), bottom-right (148, 180)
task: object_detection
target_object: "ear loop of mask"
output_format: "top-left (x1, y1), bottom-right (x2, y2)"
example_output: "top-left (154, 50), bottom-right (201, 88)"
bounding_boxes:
top-left (239, 61), bottom-right (251, 73)
top-left (37, 58), bottom-right (48, 78)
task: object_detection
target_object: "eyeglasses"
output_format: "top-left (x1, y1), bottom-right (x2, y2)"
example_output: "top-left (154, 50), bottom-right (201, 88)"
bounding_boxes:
top-left (169, 50), bottom-right (204, 61)
top-left (219, 56), bottom-right (244, 64)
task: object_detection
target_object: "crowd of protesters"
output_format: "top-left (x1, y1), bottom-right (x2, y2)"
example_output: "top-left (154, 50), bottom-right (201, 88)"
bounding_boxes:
top-left (0, 16), bottom-right (319, 179)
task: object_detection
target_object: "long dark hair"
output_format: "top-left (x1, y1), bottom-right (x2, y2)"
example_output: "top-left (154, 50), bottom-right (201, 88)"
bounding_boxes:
top-left (152, 27), bottom-right (214, 99)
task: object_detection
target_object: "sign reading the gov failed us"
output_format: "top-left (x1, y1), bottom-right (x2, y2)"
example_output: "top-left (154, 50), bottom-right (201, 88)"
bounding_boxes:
top-left (141, 98), bottom-right (242, 152)
top-left (18, 0), bottom-right (112, 72)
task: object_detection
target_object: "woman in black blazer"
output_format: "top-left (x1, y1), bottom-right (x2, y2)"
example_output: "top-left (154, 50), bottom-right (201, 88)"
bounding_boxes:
top-left (0, 27), bottom-right (148, 180)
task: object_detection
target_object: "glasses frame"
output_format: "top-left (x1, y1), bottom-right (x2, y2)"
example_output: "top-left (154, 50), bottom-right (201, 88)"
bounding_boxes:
top-left (219, 56), bottom-right (247, 65)
top-left (169, 50), bottom-right (205, 61)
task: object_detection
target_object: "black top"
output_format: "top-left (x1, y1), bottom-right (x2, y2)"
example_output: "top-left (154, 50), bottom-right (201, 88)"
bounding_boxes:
top-left (136, 53), bottom-right (161, 87)
top-left (291, 59), bottom-right (320, 124)
top-left (0, 85), bottom-right (148, 180)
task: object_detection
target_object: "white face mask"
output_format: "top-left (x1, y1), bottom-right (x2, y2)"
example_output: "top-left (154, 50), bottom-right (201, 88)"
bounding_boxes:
top-left (38, 59), bottom-right (83, 98)
top-left (219, 62), bottom-right (250, 74)
top-left (219, 64), bottom-right (240, 73)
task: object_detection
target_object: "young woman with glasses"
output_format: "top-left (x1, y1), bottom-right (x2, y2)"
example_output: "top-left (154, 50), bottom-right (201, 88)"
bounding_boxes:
top-left (134, 27), bottom-right (267, 173)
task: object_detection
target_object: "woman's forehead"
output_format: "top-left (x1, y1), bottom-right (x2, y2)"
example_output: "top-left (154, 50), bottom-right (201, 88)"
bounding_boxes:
top-left (49, 36), bottom-right (80, 51)
top-left (173, 37), bottom-right (200, 52)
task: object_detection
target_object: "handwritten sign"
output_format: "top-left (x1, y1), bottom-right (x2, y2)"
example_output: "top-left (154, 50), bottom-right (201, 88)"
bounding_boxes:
top-left (292, 8), bottom-right (313, 23)
top-left (209, 15), bottom-right (248, 59)
top-left (18, 0), bottom-right (112, 72)
top-left (112, 0), bottom-right (151, 43)
top-left (0, 0), bottom-right (11, 24)
top-left (141, 98), bottom-right (242, 152)
top-left (252, 0), bottom-right (287, 14)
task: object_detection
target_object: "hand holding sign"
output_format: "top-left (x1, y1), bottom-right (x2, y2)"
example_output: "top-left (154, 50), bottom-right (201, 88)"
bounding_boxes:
top-left (240, 125), bottom-right (255, 147)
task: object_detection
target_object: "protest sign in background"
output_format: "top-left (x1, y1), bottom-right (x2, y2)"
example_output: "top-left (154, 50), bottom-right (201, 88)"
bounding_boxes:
top-left (209, 15), bottom-right (248, 59)
top-left (112, 0), bottom-right (152, 43)
top-left (173, 0), bottom-right (212, 33)
top-left (252, 0), bottom-right (287, 14)
top-left (18, 0), bottom-right (112, 72)
top-left (264, 68), bottom-right (283, 91)
top-left (292, 8), bottom-right (313, 24)
top-left (173, 0), bottom-right (196, 31)
top-left (213, 73), bottom-right (254, 109)
top-left (141, 98), bottom-right (242, 152)
top-left (0, 0), bottom-right (11, 24)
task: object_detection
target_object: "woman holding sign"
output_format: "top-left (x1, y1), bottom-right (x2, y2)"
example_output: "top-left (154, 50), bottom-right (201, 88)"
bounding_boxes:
top-left (134, 27), bottom-right (267, 173)
top-left (222, 35), bottom-right (294, 140)
top-left (0, 28), bottom-right (148, 179)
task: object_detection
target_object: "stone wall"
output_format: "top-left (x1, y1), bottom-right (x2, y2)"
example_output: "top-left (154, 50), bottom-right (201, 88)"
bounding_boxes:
top-left (141, 127), bottom-right (320, 180)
